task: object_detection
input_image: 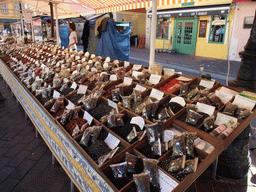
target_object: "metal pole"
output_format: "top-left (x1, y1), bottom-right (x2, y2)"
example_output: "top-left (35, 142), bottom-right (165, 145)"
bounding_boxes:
top-left (70, 180), bottom-right (75, 192)
top-left (31, 21), bottom-right (35, 42)
top-left (149, 0), bottom-right (157, 67)
top-left (19, 1), bottom-right (24, 37)
top-left (54, 3), bottom-right (60, 46)
top-left (49, 2), bottom-right (54, 38)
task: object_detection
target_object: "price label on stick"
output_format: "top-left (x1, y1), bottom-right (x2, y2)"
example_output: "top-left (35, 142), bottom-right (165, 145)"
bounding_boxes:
top-left (149, 88), bottom-right (164, 100)
top-left (124, 77), bottom-right (132, 85)
top-left (130, 116), bottom-right (145, 130)
top-left (66, 100), bottom-right (75, 109)
top-left (124, 61), bottom-right (130, 67)
top-left (53, 90), bottom-right (60, 98)
top-left (70, 82), bottom-right (77, 90)
top-left (83, 110), bottom-right (93, 125)
top-left (77, 85), bottom-right (88, 94)
top-left (108, 99), bottom-right (117, 108)
top-left (133, 64), bottom-right (142, 70)
top-left (135, 84), bottom-right (147, 92)
top-left (109, 75), bottom-right (117, 81)
top-left (104, 133), bottom-right (120, 150)
top-left (148, 74), bottom-right (161, 85)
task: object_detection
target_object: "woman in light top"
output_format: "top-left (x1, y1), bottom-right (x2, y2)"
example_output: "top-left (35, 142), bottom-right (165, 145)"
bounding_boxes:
top-left (67, 22), bottom-right (77, 50)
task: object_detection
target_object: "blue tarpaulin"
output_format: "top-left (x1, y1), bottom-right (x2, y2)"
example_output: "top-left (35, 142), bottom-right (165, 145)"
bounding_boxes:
top-left (96, 20), bottom-right (131, 61)
top-left (59, 25), bottom-right (69, 48)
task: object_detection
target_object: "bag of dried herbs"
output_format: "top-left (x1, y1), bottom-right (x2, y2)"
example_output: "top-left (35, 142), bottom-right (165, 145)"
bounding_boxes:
top-left (143, 158), bottom-right (160, 188)
top-left (185, 132), bottom-right (197, 158)
top-left (133, 172), bottom-right (151, 192)
top-left (172, 134), bottom-right (186, 157)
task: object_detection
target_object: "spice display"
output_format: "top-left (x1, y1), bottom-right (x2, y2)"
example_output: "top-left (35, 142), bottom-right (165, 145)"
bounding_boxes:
top-left (185, 109), bottom-right (203, 125)
top-left (89, 102), bottom-right (113, 120)
top-left (172, 134), bottom-right (186, 157)
top-left (111, 89), bottom-right (120, 102)
top-left (203, 115), bottom-right (216, 132)
top-left (110, 162), bottom-right (128, 178)
top-left (207, 93), bottom-right (223, 109)
top-left (125, 152), bottom-right (138, 173)
top-left (210, 119), bottom-right (235, 137)
top-left (146, 123), bottom-right (159, 145)
top-left (179, 82), bottom-right (189, 97)
top-left (65, 118), bottom-right (87, 135)
top-left (187, 87), bottom-right (199, 100)
top-left (133, 172), bottom-right (150, 192)
top-left (168, 156), bottom-right (186, 173)
top-left (223, 102), bottom-right (238, 116)
top-left (69, 93), bottom-right (84, 105)
top-left (50, 96), bottom-right (64, 113)
top-left (122, 95), bottom-right (132, 109)
top-left (134, 89), bottom-right (142, 103)
top-left (186, 132), bottom-right (197, 158)
top-left (159, 78), bottom-right (180, 94)
top-left (236, 108), bottom-right (251, 119)
top-left (143, 158), bottom-right (159, 188)
top-left (107, 113), bottom-right (124, 128)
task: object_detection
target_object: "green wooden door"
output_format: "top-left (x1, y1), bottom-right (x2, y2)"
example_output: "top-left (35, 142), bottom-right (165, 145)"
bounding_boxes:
top-left (173, 18), bottom-right (198, 54)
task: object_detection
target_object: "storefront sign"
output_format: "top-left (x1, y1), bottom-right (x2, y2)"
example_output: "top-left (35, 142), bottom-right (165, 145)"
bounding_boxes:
top-left (199, 20), bottom-right (207, 37)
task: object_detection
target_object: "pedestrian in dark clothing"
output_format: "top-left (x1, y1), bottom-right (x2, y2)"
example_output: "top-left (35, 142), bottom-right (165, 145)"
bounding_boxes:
top-left (81, 20), bottom-right (90, 52)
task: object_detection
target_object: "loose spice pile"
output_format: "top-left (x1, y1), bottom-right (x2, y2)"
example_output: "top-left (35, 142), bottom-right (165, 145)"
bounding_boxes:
top-left (65, 118), bottom-right (87, 135)
top-left (159, 79), bottom-right (180, 94)
top-left (89, 102), bottom-right (113, 120)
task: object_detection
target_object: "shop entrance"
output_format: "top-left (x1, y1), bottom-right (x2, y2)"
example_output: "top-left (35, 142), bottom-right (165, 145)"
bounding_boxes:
top-left (173, 18), bottom-right (198, 55)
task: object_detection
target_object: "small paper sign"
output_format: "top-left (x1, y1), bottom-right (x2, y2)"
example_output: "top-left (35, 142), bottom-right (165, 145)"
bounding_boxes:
top-left (164, 68), bottom-right (175, 76)
top-left (103, 63), bottom-right (109, 69)
top-left (217, 86), bottom-right (239, 96)
top-left (130, 116), bottom-right (145, 130)
top-left (149, 88), bottom-right (164, 100)
top-left (54, 73), bottom-right (58, 78)
top-left (215, 90), bottom-right (233, 104)
top-left (232, 94), bottom-right (256, 111)
top-left (83, 110), bottom-right (93, 125)
top-left (77, 85), bottom-right (88, 94)
top-left (63, 78), bottom-right (69, 83)
top-left (214, 112), bottom-right (238, 126)
top-left (176, 76), bottom-right (192, 81)
top-left (36, 76), bottom-right (40, 80)
top-left (149, 74), bottom-right (162, 85)
top-left (70, 82), bottom-right (77, 90)
top-left (132, 71), bottom-right (143, 79)
top-left (199, 79), bottom-right (215, 89)
top-left (158, 169), bottom-right (179, 191)
top-left (124, 77), bottom-right (132, 85)
top-left (53, 90), bottom-right (60, 99)
top-left (196, 102), bottom-right (215, 116)
top-left (66, 100), bottom-right (75, 109)
top-left (135, 84), bottom-right (147, 92)
top-left (82, 58), bottom-right (86, 62)
top-left (108, 99), bottom-right (117, 108)
top-left (104, 133), bottom-right (120, 150)
top-left (109, 75), bottom-right (117, 81)
top-left (133, 64), bottom-right (142, 70)
top-left (124, 61), bottom-right (130, 67)
top-left (162, 130), bottom-right (174, 142)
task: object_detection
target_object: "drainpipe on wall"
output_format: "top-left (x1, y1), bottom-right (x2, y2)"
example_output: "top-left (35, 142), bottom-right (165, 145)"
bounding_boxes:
top-left (149, 0), bottom-right (157, 67)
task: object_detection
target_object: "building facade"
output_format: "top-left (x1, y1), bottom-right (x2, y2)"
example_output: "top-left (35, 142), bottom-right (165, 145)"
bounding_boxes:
top-left (145, 0), bottom-right (236, 60)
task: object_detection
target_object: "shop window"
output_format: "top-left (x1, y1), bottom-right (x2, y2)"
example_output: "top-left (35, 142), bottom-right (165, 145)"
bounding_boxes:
top-left (1, 4), bottom-right (8, 13)
top-left (244, 16), bottom-right (254, 29)
top-left (156, 18), bottom-right (169, 39)
top-left (208, 15), bottom-right (226, 44)
top-left (14, 4), bottom-right (20, 14)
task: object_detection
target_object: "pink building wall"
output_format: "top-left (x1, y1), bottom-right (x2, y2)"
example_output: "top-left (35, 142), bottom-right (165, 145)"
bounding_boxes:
top-left (230, 2), bottom-right (256, 61)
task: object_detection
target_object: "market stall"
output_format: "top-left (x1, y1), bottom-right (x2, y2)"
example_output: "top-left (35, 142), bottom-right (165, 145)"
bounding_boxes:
top-left (0, 42), bottom-right (256, 191)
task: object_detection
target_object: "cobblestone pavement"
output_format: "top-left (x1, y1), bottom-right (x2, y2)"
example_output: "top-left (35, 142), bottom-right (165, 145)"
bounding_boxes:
top-left (1, 47), bottom-right (256, 191)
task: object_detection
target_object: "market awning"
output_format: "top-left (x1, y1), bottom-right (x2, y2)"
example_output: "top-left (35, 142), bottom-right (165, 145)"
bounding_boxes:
top-left (148, 3), bottom-right (231, 18)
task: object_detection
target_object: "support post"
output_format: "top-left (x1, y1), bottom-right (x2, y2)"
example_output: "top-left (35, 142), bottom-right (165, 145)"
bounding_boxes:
top-left (54, 3), bottom-right (60, 46)
top-left (35, 128), bottom-right (39, 137)
top-left (19, 1), bottom-right (24, 37)
top-left (25, 112), bottom-right (28, 120)
top-left (49, 2), bottom-right (54, 38)
top-left (149, 0), bottom-right (157, 67)
top-left (212, 157), bottom-right (218, 180)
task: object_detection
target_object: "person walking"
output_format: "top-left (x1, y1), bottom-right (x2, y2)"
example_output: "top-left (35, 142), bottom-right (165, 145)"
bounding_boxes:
top-left (81, 20), bottom-right (90, 52)
top-left (67, 22), bottom-right (77, 50)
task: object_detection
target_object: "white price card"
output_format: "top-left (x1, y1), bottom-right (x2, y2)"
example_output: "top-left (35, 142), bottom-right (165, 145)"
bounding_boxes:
top-left (196, 102), bottom-right (215, 116)
top-left (162, 130), bottom-right (174, 142)
top-left (199, 79), bottom-right (215, 89)
top-left (103, 63), bottom-right (109, 69)
top-left (163, 68), bottom-right (175, 76)
top-left (149, 74), bottom-right (162, 85)
top-left (149, 88), bottom-right (164, 101)
top-left (124, 61), bottom-right (130, 67)
top-left (108, 99), bottom-right (117, 108)
top-left (158, 169), bottom-right (178, 192)
top-left (53, 90), bottom-right (60, 99)
top-left (82, 57), bottom-right (86, 62)
top-left (217, 86), bottom-right (239, 96)
top-left (66, 100), bottom-right (75, 109)
top-left (132, 71), bottom-right (143, 79)
top-left (214, 112), bottom-right (238, 126)
top-left (54, 73), bottom-right (58, 78)
top-left (124, 77), bottom-right (132, 85)
top-left (232, 94), bottom-right (256, 111)
top-left (135, 84), bottom-right (147, 92)
top-left (133, 64), bottom-right (142, 70)
top-left (36, 76), bottom-right (40, 80)
top-left (104, 133), bottom-right (120, 150)
top-left (70, 82), bottom-right (77, 90)
top-left (109, 74), bottom-right (117, 81)
top-left (77, 85), bottom-right (88, 94)
top-left (176, 76), bottom-right (191, 81)
top-left (215, 90), bottom-right (233, 104)
top-left (63, 78), bottom-right (69, 83)
top-left (83, 110), bottom-right (93, 125)
top-left (130, 116), bottom-right (145, 130)
top-left (170, 96), bottom-right (186, 107)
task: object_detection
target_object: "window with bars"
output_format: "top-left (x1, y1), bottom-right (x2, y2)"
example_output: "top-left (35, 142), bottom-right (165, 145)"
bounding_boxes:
top-left (156, 18), bottom-right (169, 39)
top-left (1, 4), bottom-right (8, 13)
top-left (208, 15), bottom-right (227, 44)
